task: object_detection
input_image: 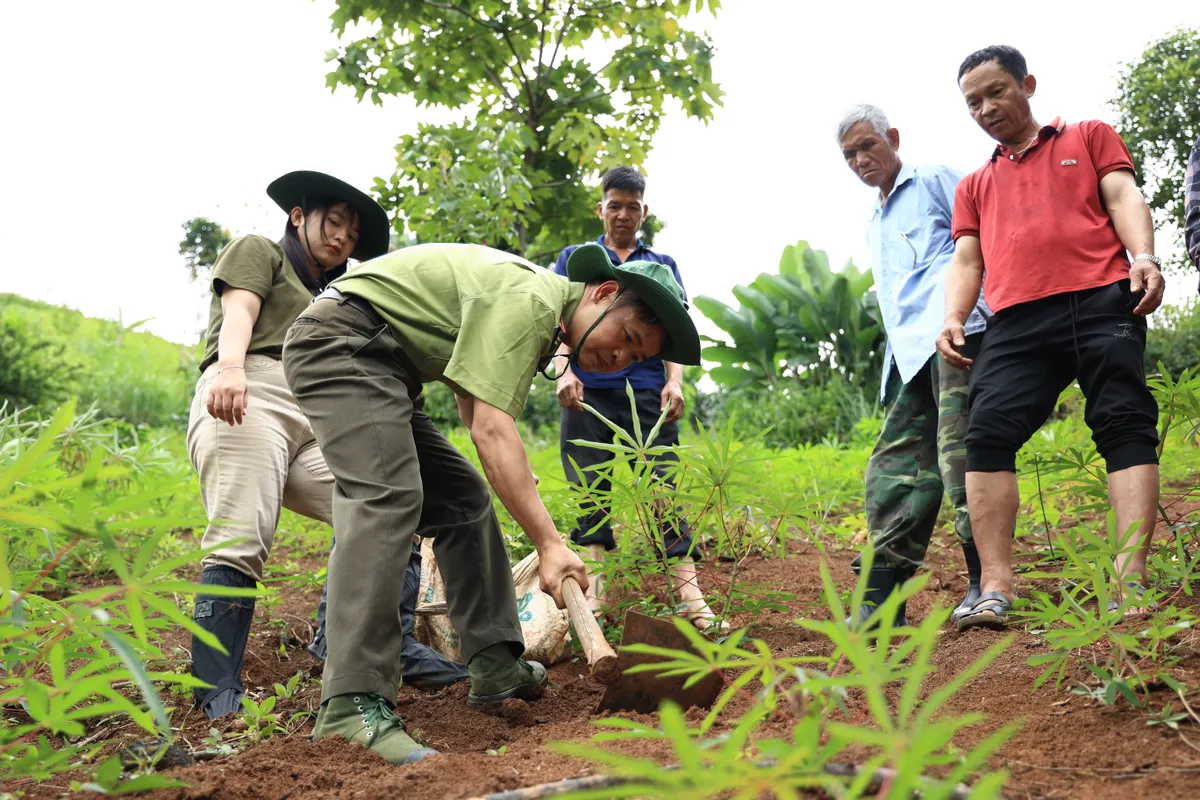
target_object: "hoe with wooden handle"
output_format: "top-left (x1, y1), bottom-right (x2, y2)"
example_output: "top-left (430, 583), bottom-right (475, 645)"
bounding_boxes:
top-left (560, 576), bottom-right (724, 714)
top-left (560, 576), bottom-right (619, 684)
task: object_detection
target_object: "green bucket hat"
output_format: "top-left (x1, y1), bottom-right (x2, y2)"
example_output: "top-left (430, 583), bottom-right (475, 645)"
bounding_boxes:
top-left (266, 170), bottom-right (390, 261)
top-left (565, 243), bottom-right (701, 366)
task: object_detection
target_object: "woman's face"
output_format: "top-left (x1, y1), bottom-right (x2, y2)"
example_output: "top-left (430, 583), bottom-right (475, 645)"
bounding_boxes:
top-left (290, 202), bottom-right (361, 269)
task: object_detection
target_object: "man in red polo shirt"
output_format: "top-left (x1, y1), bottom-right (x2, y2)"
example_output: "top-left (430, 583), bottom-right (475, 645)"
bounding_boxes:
top-left (936, 45), bottom-right (1166, 631)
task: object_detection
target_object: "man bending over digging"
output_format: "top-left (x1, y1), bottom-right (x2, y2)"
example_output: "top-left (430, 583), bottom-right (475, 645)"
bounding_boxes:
top-left (937, 45), bottom-right (1165, 631)
top-left (282, 241), bottom-right (700, 765)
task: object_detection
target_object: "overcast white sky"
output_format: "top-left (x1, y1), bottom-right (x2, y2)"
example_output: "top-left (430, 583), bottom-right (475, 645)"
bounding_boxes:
top-left (3, 0), bottom-right (1196, 346)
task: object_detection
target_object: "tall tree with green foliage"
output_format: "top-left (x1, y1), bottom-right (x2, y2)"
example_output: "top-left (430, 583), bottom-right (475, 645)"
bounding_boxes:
top-left (178, 217), bottom-right (232, 280)
top-left (1113, 26), bottom-right (1200, 268)
top-left (324, 0), bottom-right (723, 262)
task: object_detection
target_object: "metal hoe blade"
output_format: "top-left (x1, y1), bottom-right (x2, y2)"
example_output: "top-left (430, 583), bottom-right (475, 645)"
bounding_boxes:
top-left (597, 611), bottom-right (724, 714)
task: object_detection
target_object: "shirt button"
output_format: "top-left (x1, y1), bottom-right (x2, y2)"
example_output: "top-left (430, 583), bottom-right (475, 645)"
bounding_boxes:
top-left (1009, 155), bottom-right (1015, 160)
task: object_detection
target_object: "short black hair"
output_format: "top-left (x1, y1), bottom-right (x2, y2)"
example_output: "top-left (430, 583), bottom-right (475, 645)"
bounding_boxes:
top-left (600, 166), bottom-right (646, 198)
top-left (958, 45), bottom-right (1028, 84)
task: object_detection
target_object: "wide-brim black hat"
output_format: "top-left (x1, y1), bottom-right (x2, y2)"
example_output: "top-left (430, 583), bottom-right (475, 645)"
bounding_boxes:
top-left (565, 243), bottom-right (700, 366)
top-left (266, 170), bottom-right (390, 261)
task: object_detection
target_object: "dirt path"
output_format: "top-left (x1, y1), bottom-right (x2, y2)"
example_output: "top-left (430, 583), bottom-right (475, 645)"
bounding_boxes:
top-left (42, 499), bottom-right (1200, 800)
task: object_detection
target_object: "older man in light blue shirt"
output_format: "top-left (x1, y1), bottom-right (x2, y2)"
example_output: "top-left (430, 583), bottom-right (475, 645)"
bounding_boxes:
top-left (837, 104), bottom-right (990, 629)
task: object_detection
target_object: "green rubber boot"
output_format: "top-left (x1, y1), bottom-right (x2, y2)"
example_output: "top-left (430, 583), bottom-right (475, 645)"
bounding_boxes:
top-left (466, 643), bottom-right (548, 706)
top-left (312, 693), bottom-right (437, 765)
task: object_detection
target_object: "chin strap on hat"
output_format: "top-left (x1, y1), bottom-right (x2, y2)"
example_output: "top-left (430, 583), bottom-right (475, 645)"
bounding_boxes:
top-left (538, 287), bottom-right (624, 380)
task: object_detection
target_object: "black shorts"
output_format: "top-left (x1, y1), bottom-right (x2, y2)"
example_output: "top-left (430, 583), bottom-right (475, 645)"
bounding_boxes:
top-left (966, 279), bottom-right (1159, 474)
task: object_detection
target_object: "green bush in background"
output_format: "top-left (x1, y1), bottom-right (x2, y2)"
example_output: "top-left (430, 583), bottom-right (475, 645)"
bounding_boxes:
top-left (1146, 299), bottom-right (1200, 380)
top-left (0, 295), bottom-right (199, 428)
top-left (710, 379), bottom-right (877, 450)
top-left (0, 313), bottom-right (82, 413)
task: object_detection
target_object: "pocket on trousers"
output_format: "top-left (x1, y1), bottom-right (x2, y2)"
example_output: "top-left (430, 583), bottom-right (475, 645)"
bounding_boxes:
top-left (243, 355), bottom-right (281, 374)
top-left (349, 323), bottom-right (390, 358)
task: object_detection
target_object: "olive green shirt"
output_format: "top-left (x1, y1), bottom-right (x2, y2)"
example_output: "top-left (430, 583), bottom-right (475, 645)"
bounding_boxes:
top-left (199, 235), bottom-right (315, 372)
top-left (333, 243), bottom-right (585, 419)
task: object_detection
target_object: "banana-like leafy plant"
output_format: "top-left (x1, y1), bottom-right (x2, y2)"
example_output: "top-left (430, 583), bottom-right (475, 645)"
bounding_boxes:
top-left (695, 241), bottom-right (884, 392)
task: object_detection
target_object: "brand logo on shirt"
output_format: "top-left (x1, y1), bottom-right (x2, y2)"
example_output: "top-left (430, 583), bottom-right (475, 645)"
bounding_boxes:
top-left (1060, 159), bottom-right (1077, 166)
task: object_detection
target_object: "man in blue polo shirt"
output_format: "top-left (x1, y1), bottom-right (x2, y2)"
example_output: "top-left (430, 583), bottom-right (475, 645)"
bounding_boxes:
top-left (552, 166), bottom-right (725, 632)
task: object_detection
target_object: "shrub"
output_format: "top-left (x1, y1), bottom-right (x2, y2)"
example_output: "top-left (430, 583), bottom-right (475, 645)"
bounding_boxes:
top-left (715, 378), bottom-right (880, 450)
top-left (1145, 299), bottom-right (1200, 380)
top-left (1, 294), bottom-right (198, 428)
top-left (0, 314), bottom-right (82, 413)
top-left (421, 379), bottom-right (564, 435)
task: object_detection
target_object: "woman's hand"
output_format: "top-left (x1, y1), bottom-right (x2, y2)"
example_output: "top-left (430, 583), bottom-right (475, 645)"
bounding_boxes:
top-left (207, 367), bottom-right (249, 425)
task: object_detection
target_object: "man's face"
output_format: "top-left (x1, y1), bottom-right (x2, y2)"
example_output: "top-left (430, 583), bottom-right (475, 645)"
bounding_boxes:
top-left (839, 122), bottom-right (901, 189)
top-left (597, 188), bottom-right (646, 246)
top-left (959, 60), bottom-right (1036, 144)
top-left (572, 282), bottom-right (665, 373)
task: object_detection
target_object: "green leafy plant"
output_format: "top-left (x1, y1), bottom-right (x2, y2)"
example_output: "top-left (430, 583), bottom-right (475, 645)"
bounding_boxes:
top-left (563, 385), bottom-right (814, 637)
top-left (71, 751), bottom-right (185, 796)
top-left (549, 554), bottom-right (1017, 798)
top-left (695, 240), bottom-right (884, 394)
top-left (1, 401), bottom-right (252, 786)
top-left (0, 312), bottom-right (82, 413)
top-left (237, 696), bottom-right (285, 743)
top-left (1113, 26), bottom-right (1200, 270)
top-left (273, 671), bottom-right (306, 702)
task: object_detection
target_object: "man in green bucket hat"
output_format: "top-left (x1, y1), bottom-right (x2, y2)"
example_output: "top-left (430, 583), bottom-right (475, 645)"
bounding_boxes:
top-left (281, 240), bottom-right (699, 766)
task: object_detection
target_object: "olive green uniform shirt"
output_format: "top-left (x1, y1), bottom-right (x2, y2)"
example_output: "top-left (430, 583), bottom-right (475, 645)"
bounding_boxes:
top-left (200, 235), bottom-right (315, 372)
top-left (333, 243), bottom-right (585, 419)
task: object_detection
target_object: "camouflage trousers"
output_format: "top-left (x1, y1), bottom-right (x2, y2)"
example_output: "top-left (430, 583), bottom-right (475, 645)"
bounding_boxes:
top-left (854, 335), bottom-right (982, 575)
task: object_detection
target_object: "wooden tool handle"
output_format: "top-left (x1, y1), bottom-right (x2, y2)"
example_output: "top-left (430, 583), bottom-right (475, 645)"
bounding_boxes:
top-left (561, 576), bottom-right (620, 685)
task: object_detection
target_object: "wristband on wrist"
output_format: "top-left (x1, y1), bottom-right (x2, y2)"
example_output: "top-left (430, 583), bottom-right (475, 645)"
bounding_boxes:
top-left (1132, 253), bottom-right (1161, 267)
top-left (216, 365), bottom-right (245, 376)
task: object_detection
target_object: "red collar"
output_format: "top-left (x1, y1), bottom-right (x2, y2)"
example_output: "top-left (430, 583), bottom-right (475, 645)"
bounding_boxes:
top-left (991, 116), bottom-right (1066, 162)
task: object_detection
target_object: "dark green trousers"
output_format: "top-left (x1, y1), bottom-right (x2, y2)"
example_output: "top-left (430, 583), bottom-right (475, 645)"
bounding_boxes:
top-left (282, 295), bottom-right (524, 704)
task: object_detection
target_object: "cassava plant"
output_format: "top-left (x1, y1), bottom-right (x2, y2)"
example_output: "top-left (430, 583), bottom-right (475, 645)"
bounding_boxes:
top-left (563, 384), bottom-right (814, 637)
top-left (549, 551), bottom-right (1017, 799)
top-left (0, 401), bottom-right (252, 791)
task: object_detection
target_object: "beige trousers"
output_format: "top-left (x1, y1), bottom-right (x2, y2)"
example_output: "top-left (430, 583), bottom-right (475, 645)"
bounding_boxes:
top-left (187, 355), bottom-right (332, 581)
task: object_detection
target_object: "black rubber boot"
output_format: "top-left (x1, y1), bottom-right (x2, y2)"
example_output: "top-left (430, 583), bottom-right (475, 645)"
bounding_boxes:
top-left (845, 566), bottom-right (909, 630)
top-left (951, 541), bottom-right (982, 624)
top-left (191, 565), bottom-right (256, 720)
top-left (310, 542), bottom-right (468, 687)
top-left (307, 586), bottom-right (329, 661)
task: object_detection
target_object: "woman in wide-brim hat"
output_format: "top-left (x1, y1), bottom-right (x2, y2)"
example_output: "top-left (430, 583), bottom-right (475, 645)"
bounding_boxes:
top-left (185, 170), bottom-right (391, 720)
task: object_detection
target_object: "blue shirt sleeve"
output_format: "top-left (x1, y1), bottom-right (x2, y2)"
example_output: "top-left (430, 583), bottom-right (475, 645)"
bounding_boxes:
top-left (925, 165), bottom-right (962, 222)
top-left (664, 255), bottom-right (687, 301)
top-left (552, 247), bottom-right (572, 276)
